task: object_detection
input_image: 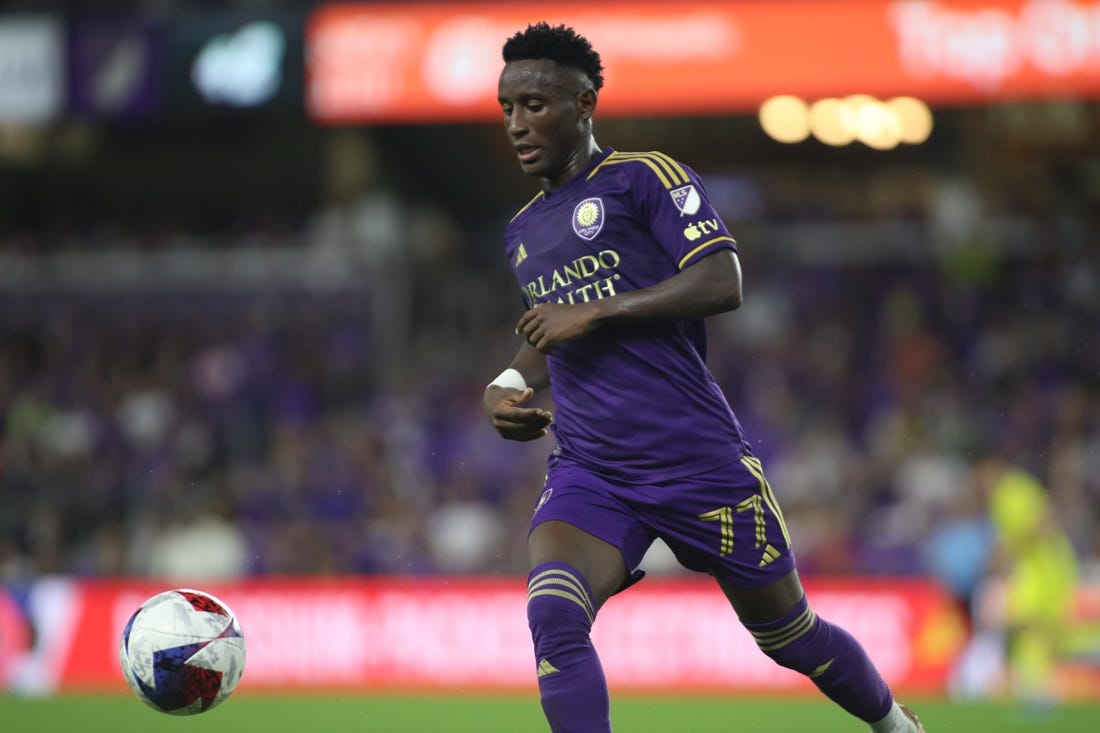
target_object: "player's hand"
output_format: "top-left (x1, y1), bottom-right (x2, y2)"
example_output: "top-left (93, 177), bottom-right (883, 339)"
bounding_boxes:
top-left (483, 385), bottom-right (553, 442)
top-left (515, 302), bottom-right (597, 354)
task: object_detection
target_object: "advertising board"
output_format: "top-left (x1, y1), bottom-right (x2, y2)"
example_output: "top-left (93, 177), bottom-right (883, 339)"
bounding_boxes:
top-left (1, 576), bottom-right (965, 695)
top-left (306, 1), bottom-right (1100, 122)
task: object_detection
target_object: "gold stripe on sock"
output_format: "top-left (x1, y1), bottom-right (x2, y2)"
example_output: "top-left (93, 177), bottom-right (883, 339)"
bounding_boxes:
top-left (527, 588), bottom-right (594, 624)
top-left (528, 570), bottom-right (595, 619)
top-left (752, 607), bottom-right (818, 651)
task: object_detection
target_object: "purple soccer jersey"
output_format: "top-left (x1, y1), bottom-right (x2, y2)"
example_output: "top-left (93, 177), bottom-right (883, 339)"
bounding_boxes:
top-left (505, 148), bottom-right (749, 482)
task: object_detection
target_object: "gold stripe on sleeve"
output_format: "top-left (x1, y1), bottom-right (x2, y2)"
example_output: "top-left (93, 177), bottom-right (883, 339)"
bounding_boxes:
top-left (585, 151), bottom-right (693, 189)
top-left (585, 151), bottom-right (622, 180)
top-left (678, 237), bottom-right (736, 270)
top-left (641, 150), bottom-right (690, 185)
top-left (587, 153), bottom-right (672, 189)
top-left (612, 152), bottom-right (685, 187)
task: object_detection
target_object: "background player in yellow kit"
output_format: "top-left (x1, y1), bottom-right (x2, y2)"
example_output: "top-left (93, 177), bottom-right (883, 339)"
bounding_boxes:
top-left (974, 453), bottom-right (1079, 705)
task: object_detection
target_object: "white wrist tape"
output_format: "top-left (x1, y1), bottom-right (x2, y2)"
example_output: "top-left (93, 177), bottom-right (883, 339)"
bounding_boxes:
top-left (488, 367), bottom-right (527, 391)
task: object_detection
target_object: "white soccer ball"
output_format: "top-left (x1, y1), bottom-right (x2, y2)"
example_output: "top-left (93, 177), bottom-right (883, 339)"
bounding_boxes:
top-left (118, 588), bottom-right (246, 715)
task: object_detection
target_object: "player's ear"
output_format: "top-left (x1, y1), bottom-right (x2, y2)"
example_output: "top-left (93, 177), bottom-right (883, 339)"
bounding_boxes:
top-left (577, 88), bottom-right (597, 120)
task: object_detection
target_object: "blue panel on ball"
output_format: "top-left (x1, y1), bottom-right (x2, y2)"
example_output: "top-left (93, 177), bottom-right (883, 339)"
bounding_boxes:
top-left (120, 610), bottom-right (139, 655)
top-left (135, 641), bottom-right (223, 713)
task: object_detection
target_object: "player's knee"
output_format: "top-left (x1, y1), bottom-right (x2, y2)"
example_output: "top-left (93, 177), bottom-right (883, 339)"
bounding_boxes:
top-left (527, 562), bottom-right (596, 651)
top-left (755, 621), bottom-right (829, 676)
top-left (746, 601), bottom-right (831, 676)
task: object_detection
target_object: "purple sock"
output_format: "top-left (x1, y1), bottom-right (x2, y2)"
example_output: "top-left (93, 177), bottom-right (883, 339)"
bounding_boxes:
top-left (527, 561), bottom-right (611, 733)
top-left (742, 595), bottom-right (893, 723)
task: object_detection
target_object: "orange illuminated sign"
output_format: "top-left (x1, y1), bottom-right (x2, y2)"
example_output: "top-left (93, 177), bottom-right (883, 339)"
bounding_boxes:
top-left (305, 0), bottom-right (1100, 122)
top-left (4, 576), bottom-right (964, 694)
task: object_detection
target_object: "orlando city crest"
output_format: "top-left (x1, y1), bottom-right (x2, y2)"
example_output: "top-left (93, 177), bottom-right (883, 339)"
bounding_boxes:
top-left (572, 197), bottom-right (605, 240)
top-left (534, 487), bottom-right (553, 515)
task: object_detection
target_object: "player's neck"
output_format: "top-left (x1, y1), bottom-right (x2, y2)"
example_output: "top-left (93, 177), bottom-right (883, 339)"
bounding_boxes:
top-left (540, 139), bottom-right (602, 193)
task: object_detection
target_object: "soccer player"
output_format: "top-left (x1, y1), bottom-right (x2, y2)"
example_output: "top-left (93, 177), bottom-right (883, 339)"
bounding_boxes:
top-left (974, 453), bottom-right (1079, 706)
top-left (482, 22), bottom-right (926, 733)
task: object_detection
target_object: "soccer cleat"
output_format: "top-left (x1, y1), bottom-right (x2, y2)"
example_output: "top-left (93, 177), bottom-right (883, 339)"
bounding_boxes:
top-left (898, 703), bottom-right (926, 732)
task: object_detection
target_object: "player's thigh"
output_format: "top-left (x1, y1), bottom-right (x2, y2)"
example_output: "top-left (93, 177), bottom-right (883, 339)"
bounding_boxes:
top-left (526, 464), bottom-right (650, 609)
top-left (716, 568), bottom-right (805, 624)
top-left (529, 520), bottom-right (629, 610)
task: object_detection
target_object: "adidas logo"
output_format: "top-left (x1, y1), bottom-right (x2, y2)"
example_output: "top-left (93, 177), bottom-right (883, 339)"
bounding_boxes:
top-left (758, 544), bottom-right (781, 567)
top-left (810, 659), bottom-right (834, 679)
top-left (514, 243), bottom-right (528, 267)
top-left (536, 658), bottom-right (560, 677)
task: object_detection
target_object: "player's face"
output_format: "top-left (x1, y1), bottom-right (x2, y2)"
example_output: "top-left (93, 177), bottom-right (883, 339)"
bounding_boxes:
top-left (498, 59), bottom-right (594, 188)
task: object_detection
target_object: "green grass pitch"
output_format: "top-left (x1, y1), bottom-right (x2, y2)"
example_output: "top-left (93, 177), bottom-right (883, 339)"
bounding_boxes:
top-left (2, 694), bottom-right (1099, 732)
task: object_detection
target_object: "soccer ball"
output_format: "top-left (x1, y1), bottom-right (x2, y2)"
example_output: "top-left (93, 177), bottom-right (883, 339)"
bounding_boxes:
top-left (119, 588), bottom-right (246, 715)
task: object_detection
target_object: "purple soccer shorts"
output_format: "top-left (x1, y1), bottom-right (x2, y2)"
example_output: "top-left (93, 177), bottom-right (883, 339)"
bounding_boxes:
top-left (530, 454), bottom-right (796, 590)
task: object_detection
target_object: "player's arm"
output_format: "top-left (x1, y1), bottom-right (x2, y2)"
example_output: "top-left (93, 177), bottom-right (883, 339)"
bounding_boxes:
top-left (483, 341), bottom-right (553, 441)
top-left (516, 249), bottom-right (741, 354)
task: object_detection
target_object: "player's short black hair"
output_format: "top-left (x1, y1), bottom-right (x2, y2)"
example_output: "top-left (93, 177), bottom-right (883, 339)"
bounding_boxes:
top-left (502, 22), bottom-right (604, 92)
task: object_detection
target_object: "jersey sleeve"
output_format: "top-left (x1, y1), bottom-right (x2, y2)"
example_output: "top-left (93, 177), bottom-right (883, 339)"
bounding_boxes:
top-left (627, 151), bottom-right (737, 270)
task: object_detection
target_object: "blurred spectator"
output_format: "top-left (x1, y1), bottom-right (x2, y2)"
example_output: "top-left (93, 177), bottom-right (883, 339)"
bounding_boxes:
top-left (919, 481), bottom-right (994, 619)
top-left (0, 123), bottom-right (1097, 589)
top-left (140, 502), bottom-right (251, 581)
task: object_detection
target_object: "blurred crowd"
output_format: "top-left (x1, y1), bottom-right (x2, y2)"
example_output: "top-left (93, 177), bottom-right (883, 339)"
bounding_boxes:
top-left (1, 118), bottom-right (1098, 629)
